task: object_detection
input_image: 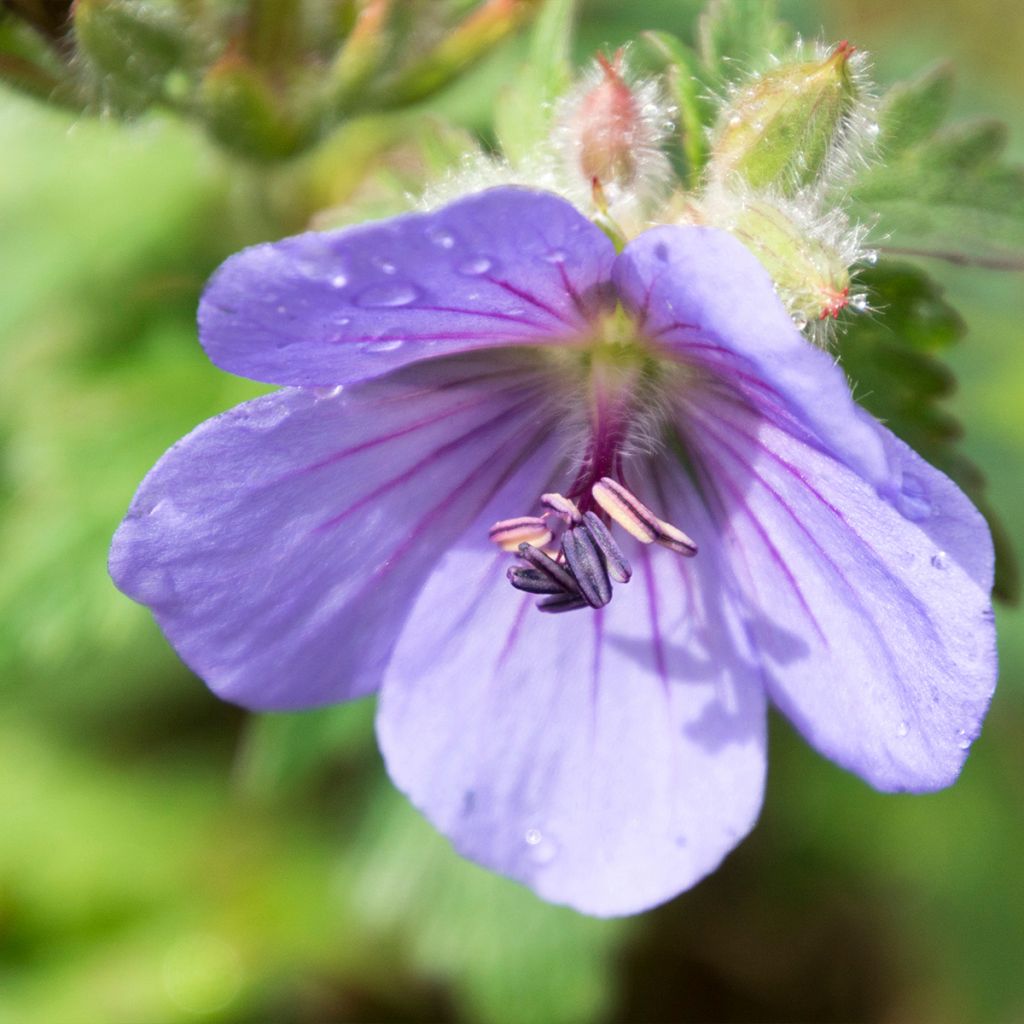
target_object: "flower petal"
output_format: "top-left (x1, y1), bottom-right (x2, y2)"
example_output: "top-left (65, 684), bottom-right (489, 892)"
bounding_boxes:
top-left (613, 225), bottom-right (894, 490)
top-left (109, 354), bottom-right (561, 710)
top-left (376, 462), bottom-right (767, 916)
top-left (684, 394), bottom-right (996, 792)
top-left (199, 187), bottom-right (615, 388)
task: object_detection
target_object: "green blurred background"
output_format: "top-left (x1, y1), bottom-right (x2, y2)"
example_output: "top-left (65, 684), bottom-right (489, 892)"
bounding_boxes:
top-left (1, 2), bottom-right (1022, 1021)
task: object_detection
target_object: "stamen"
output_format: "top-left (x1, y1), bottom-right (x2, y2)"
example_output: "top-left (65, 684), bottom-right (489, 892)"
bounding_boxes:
top-left (488, 515), bottom-right (553, 552)
top-left (537, 592), bottom-right (590, 614)
top-left (506, 565), bottom-right (568, 595)
top-left (517, 542), bottom-right (580, 595)
top-left (591, 477), bottom-right (697, 556)
top-left (581, 511), bottom-right (631, 582)
top-left (562, 524), bottom-right (613, 608)
top-left (541, 492), bottom-right (583, 525)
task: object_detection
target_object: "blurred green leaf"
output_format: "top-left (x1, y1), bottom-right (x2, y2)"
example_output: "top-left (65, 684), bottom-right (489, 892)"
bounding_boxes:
top-left (851, 63), bottom-right (1024, 270)
top-left (838, 261), bottom-right (1018, 602)
top-left (636, 30), bottom-right (709, 186)
top-left (697, 0), bottom-right (790, 84)
top-left (494, 0), bottom-right (576, 163)
top-left (350, 781), bottom-right (628, 1024)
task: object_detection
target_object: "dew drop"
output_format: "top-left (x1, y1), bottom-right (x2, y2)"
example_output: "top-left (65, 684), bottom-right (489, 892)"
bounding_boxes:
top-left (524, 828), bottom-right (558, 865)
top-left (458, 256), bottom-right (493, 276)
top-left (956, 729), bottom-right (971, 750)
top-left (428, 228), bottom-right (457, 249)
top-left (866, 121), bottom-right (881, 137)
top-left (931, 551), bottom-right (949, 570)
top-left (544, 249), bottom-right (567, 264)
top-left (313, 385), bottom-right (344, 400)
top-left (360, 336), bottom-right (404, 353)
top-left (896, 721), bottom-right (910, 738)
top-left (374, 257), bottom-right (397, 275)
top-left (354, 283), bottom-right (418, 308)
top-left (793, 315), bottom-right (808, 331)
top-left (728, 114), bottom-right (742, 127)
top-left (863, 250), bottom-right (879, 265)
top-left (330, 273), bottom-right (348, 288)
top-left (850, 293), bottom-right (870, 311)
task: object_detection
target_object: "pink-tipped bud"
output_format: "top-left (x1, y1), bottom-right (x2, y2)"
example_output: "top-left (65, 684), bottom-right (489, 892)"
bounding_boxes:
top-left (576, 51), bottom-right (642, 190)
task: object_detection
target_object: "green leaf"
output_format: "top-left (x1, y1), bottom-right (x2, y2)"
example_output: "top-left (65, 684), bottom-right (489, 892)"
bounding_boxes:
top-left (493, 0), bottom-right (576, 163)
top-left (636, 30), bottom-right (709, 186)
top-left (697, 0), bottom-right (790, 85)
top-left (349, 781), bottom-right (629, 1024)
top-left (838, 262), bottom-right (1018, 602)
top-left (850, 64), bottom-right (1024, 270)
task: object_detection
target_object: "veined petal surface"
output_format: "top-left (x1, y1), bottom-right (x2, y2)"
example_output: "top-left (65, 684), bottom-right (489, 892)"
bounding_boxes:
top-left (613, 225), bottom-right (894, 491)
top-left (683, 392), bottom-right (996, 792)
top-left (377, 459), bottom-right (767, 917)
top-left (200, 188), bottom-right (616, 388)
top-left (110, 355), bottom-right (561, 709)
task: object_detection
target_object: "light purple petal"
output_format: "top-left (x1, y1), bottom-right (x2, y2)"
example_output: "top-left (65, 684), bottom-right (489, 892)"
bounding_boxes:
top-left (684, 394), bottom-right (996, 792)
top-left (109, 354), bottom-right (561, 710)
top-left (199, 187), bottom-right (615, 388)
top-left (376, 460), bottom-right (767, 916)
top-left (612, 226), bottom-right (894, 491)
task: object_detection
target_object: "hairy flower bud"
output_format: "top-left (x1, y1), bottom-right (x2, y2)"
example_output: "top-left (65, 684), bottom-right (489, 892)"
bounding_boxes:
top-left (709, 41), bottom-right (862, 195)
top-left (575, 51), bottom-right (642, 189)
top-left (686, 191), bottom-right (856, 332)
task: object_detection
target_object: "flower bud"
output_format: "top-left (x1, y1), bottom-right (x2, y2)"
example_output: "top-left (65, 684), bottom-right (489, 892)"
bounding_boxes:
top-left (576, 51), bottom-right (643, 189)
top-left (200, 51), bottom-right (314, 161)
top-left (688, 193), bottom-right (852, 329)
top-left (709, 41), bottom-right (861, 195)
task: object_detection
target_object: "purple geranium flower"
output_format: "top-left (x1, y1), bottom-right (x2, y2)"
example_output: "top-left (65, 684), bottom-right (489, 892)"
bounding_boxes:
top-left (110, 187), bottom-right (996, 916)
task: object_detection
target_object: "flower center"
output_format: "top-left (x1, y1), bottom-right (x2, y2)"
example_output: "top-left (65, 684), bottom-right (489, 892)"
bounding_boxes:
top-left (490, 304), bottom-right (695, 613)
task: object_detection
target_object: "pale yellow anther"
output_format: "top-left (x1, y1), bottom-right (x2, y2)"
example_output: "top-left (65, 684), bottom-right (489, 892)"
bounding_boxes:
top-left (653, 520), bottom-right (698, 557)
top-left (488, 516), bottom-right (553, 553)
top-left (591, 477), bottom-right (697, 556)
top-left (591, 478), bottom-right (657, 543)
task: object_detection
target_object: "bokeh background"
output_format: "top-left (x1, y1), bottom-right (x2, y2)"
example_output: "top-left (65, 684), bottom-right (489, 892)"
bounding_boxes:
top-left (2, 2), bottom-right (1022, 1021)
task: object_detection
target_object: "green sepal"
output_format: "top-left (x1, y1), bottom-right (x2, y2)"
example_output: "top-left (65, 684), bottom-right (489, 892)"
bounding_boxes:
top-left (837, 262), bottom-right (1019, 603)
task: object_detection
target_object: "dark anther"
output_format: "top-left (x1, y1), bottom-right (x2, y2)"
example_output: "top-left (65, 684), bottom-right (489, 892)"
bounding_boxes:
top-left (581, 511), bottom-right (631, 583)
top-left (537, 592), bottom-right (590, 614)
top-left (506, 565), bottom-right (567, 595)
top-left (516, 542), bottom-right (580, 595)
top-left (562, 524), bottom-right (613, 608)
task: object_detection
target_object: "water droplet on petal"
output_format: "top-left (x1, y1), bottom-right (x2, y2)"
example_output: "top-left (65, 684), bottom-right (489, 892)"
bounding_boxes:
top-left (428, 228), bottom-right (457, 249)
top-left (354, 283), bottom-right (419, 308)
top-left (330, 274), bottom-right (348, 288)
top-left (544, 249), bottom-right (567, 264)
top-left (458, 256), bottom-right (493, 276)
top-left (524, 828), bottom-right (558, 865)
top-left (360, 333), bottom-right (405, 353)
top-left (896, 721), bottom-right (910, 738)
top-left (373, 257), bottom-right (397, 275)
top-left (931, 551), bottom-right (949, 570)
top-left (313, 385), bottom-right (344, 400)
top-left (956, 728), bottom-right (971, 750)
